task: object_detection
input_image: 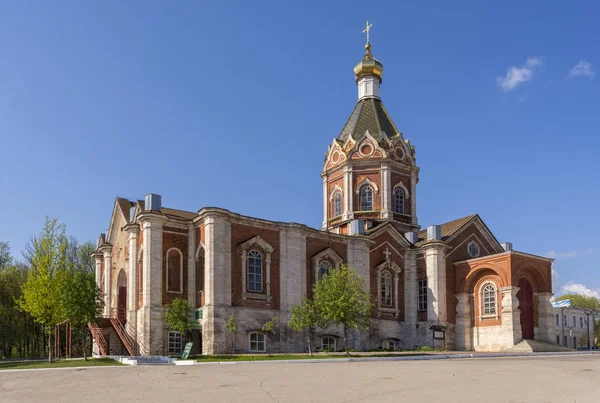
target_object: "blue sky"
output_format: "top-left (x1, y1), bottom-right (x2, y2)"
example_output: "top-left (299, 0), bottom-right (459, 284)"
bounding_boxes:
top-left (1, 1), bottom-right (598, 297)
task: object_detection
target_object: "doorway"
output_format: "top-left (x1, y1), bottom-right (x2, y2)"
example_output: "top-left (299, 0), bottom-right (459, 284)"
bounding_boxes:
top-left (517, 278), bottom-right (534, 339)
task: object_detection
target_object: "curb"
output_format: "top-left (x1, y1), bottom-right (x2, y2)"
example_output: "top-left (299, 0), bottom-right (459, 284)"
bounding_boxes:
top-left (0, 365), bottom-right (130, 374)
top-left (192, 350), bottom-right (600, 366)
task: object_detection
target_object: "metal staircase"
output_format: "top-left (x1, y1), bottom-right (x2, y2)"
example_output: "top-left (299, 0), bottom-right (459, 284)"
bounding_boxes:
top-left (88, 322), bottom-right (108, 356)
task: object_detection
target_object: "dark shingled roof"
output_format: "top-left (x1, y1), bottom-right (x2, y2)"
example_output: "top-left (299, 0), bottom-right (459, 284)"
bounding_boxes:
top-left (415, 214), bottom-right (477, 246)
top-left (338, 98), bottom-right (400, 143)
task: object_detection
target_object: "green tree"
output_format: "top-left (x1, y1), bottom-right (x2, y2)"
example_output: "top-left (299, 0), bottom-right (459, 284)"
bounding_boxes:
top-left (224, 313), bottom-right (237, 355)
top-left (555, 293), bottom-right (600, 347)
top-left (19, 218), bottom-right (69, 362)
top-left (61, 264), bottom-right (103, 360)
top-left (289, 298), bottom-right (325, 356)
top-left (162, 297), bottom-right (194, 338)
top-left (0, 241), bottom-right (12, 269)
top-left (312, 264), bottom-right (373, 355)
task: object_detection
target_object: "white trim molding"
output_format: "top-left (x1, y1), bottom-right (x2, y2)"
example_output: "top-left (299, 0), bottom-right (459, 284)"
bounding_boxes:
top-left (375, 256), bottom-right (403, 318)
top-left (312, 248), bottom-right (344, 283)
top-left (355, 177), bottom-right (380, 194)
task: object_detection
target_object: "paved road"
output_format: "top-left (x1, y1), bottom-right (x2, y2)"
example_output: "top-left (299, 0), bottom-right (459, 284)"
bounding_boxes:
top-left (1, 355), bottom-right (599, 402)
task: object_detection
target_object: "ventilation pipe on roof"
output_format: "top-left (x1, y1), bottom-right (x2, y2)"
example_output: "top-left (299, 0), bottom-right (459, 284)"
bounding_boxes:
top-left (501, 242), bottom-right (513, 251)
top-left (145, 193), bottom-right (162, 211)
top-left (129, 206), bottom-right (136, 222)
top-left (405, 231), bottom-right (418, 244)
top-left (427, 225), bottom-right (442, 241)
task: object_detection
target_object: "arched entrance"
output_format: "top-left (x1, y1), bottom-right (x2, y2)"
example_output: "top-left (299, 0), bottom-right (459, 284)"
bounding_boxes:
top-left (117, 270), bottom-right (127, 323)
top-left (517, 278), bottom-right (534, 339)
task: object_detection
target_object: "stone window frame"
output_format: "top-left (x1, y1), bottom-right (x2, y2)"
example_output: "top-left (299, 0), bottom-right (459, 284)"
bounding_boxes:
top-left (479, 281), bottom-right (499, 321)
top-left (247, 250), bottom-right (263, 293)
top-left (467, 241), bottom-right (480, 258)
top-left (248, 332), bottom-right (266, 352)
top-left (166, 247), bottom-right (184, 294)
top-left (418, 279), bottom-right (428, 312)
top-left (375, 258), bottom-right (402, 317)
top-left (321, 336), bottom-right (337, 352)
top-left (312, 248), bottom-right (343, 284)
top-left (318, 260), bottom-right (332, 280)
top-left (239, 235), bottom-right (275, 302)
top-left (380, 270), bottom-right (392, 307)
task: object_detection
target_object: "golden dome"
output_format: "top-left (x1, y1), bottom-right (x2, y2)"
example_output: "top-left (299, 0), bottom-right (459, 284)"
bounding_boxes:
top-left (353, 44), bottom-right (383, 82)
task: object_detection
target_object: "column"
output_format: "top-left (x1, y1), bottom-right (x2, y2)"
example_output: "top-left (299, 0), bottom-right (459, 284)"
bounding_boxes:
top-left (124, 224), bottom-right (140, 327)
top-left (423, 243), bottom-right (447, 322)
top-left (92, 252), bottom-right (103, 291)
top-left (381, 163), bottom-right (392, 219)
top-left (140, 216), bottom-right (165, 355)
top-left (343, 167), bottom-right (354, 220)
top-left (346, 238), bottom-right (370, 350)
top-left (404, 249), bottom-right (418, 347)
top-left (411, 170), bottom-right (418, 225)
top-left (101, 245), bottom-right (113, 317)
top-left (187, 224), bottom-right (196, 308)
top-left (535, 292), bottom-right (555, 343)
top-left (322, 175), bottom-right (328, 229)
top-left (279, 228), bottom-right (307, 352)
top-left (455, 293), bottom-right (472, 350)
top-left (501, 286), bottom-right (522, 347)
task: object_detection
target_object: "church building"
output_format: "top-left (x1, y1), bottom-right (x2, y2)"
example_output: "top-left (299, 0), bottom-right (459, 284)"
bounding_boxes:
top-left (91, 28), bottom-right (555, 355)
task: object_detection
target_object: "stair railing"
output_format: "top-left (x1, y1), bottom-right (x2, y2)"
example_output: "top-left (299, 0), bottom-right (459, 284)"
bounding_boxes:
top-left (87, 322), bottom-right (108, 356)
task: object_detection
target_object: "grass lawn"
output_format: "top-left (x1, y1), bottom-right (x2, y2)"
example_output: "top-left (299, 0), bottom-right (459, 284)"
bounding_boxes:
top-left (0, 357), bottom-right (123, 370)
top-left (191, 352), bottom-right (431, 363)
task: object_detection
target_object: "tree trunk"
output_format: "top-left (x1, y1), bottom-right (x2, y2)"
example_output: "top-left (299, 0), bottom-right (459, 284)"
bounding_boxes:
top-left (343, 325), bottom-right (349, 356)
top-left (48, 333), bottom-right (52, 363)
top-left (82, 332), bottom-right (87, 361)
top-left (307, 331), bottom-right (312, 356)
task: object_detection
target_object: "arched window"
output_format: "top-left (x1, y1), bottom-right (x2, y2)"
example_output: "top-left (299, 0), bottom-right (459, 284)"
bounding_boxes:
top-left (394, 188), bottom-right (405, 213)
top-left (482, 283), bottom-right (496, 316)
top-left (333, 192), bottom-right (342, 216)
top-left (249, 332), bottom-right (266, 352)
top-left (380, 270), bottom-right (392, 307)
top-left (321, 336), bottom-right (336, 352)
top-left (383, 340), bottom-right (396, 351)
top-left (319, 260), bottom-right (332, 279)
top-left (361, 186), bottom-right (373, 211)
top-left (247, 250), bottom-right (263, 292)
top-left (166, 248), bottom-right (183, 293)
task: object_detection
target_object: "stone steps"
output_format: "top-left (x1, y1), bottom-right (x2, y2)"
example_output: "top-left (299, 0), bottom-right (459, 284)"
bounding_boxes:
top-left (503, 339), bottom-right (573, 353)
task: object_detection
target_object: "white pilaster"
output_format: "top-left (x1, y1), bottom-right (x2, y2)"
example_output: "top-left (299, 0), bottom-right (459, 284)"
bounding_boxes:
top-left (423, 243), bottom-right (447, 323)
top-left (187, 224), bottom-right (196, 308)
top-left (381, 163), bottom-right (392, 219)
top-left (535, 292), bottom-right (555, 343)
top-left (101, 246), bottom-right (113, 317)
top-left (322, 176), bottom-right (328, 229)
top-left (455, 293), bottom-right (472, 350)
top-left (403, 249), bottom-right (418, 347)
top-left (92, 252), bottom-right (103, 291)
top-left (124, 224), bottom-right (140, 326)
top-left (346, 238), bottom-right (370, 351)
top-left (204, 216), bottom-right (232, 307)
top-left (343, 167), bottom-right (354, 220)
top-left (501, 286), bottom-right (522, 346)
top-left (411, 170), bottom-right (418, 225)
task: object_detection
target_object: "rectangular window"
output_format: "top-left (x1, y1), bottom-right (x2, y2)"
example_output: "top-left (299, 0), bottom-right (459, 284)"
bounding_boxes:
top-left (168, 331), bottom-right (183, 355)
top-left (556, 335), bottom-right (560, 345)
top-left (573, 316), bottom-right (576, 327)
top-left (249, 332), bottom-right (266, 352)
top-left (418, 280), bottom-right (428, 312)
top-left (556, 314), bottom-right (559, 326)
top-left (563, 315), bottom-right (567, 326)
top-left (580, 317), bottom-right (583, 328)
top-left (564, 335), bottom-right (568, 347)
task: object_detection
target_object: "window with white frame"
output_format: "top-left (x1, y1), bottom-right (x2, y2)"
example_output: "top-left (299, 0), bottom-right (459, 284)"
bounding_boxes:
top-left (380, 270), bottom-right (392, 307)
top-left (319, 260), bottom-right (332, 280)
top-left (580, 317), bottom-right (583, 328)
top-left (321, 336), bottom-right (336, 352)
top-left (467, 241), bottom-right (480, 258)
top-left (482, 283), bottom-right (497, 316)
top-left (394, 188), bottom-right (405, 214)
top-left (333, 191), bottom-right (342, 217)
top-left (382, 340), bottom-right (396, 351)
top-left (249, 332), bottom-right (266, 352)
top-left (418, 279), bottom-right (427, 312)
top-left (360, 186), bottom-right (373, 211)
top-left (247, 250), bottom-right (263, 292)
top-left (166, 248), bottom-right (183, 293)
top-left (168, 331), bottom-right (183, 355)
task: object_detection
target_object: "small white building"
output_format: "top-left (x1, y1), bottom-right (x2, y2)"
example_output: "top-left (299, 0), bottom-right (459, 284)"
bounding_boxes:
top-left (552, 301), bottom-right (595, 349)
